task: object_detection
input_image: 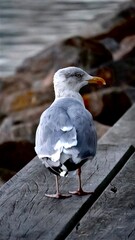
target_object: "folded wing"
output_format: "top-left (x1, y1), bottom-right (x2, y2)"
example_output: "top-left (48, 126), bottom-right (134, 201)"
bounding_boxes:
top-left (35, 98), bottom-right (97, 166)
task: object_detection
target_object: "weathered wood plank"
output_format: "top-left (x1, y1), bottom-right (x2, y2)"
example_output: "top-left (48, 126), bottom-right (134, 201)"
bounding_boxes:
top-left (0, 104), bottom-right (135, 240)
top-left (67, 152), bottom-right (135, 240)
top-left (0, 145), bottom-right (134, 240)
top-left (99, 103), bottom-right (135, 145)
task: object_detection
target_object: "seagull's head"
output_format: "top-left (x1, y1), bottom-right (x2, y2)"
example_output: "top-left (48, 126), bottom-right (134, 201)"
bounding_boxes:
top-left (53, 67), bottom-right (106, 98)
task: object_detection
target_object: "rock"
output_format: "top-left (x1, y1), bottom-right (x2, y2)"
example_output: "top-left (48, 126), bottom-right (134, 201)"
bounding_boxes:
top-left (1, 90), bottom-right (38, 113)
top-left (91, 4), bottom-right (135, 57)
top-left (0, 73), bottom-right (32, 94)
top-left (116, 4), bottom-right (135, 19)
top-left (82, 92), bottom-right (104, 118)
top-left (17, 36), bottom-right (112, 76)
top-left (0, 87), bottom-right (54, 115)
top-left (1, 3), bottom-right (135, 184)
top-left (0, 36), bottom-right (112, 150)
top-left (0, 105), bottom-right (48, 144)
top-left (0, 168), bottom-right (16, 183)
top-left (0, 113), bottom-right (7, 125)
top-left (94, 89), bottom-right (131, 126)
top-left (0, 141), bottom-right (36, 172)
top-left (113, 35), bottom-right (135, 60)
top-left (93, 7), bottom-right (135, 43)
top-left (123, 46), bottom-right (135, 59)
top-left (124, 86), bottom-right (135, 103)
top-left (94, 56), bottom-right (135, 88)
top-left (99, 38), bottom-right (120, 53)
top-left (0, 118), bottom-right (37, 144)
top-left (83, 85), bottom-right (132, 126)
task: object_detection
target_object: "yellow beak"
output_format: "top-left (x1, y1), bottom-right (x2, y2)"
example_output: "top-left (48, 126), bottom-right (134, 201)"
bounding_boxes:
top-left (88, 77), bottom-right (106, 85)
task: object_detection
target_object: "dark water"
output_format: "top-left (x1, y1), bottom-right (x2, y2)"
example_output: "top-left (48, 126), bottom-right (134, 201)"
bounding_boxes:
top-left (0, 0), bottom-right (129, 76)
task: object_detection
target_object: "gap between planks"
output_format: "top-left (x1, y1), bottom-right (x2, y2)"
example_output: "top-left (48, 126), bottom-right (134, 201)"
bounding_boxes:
top-left (55, 145), bottom-right (135, 240)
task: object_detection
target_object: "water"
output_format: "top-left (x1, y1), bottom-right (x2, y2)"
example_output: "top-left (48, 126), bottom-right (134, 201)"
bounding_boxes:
top-left (0, 0), bottom-right (130, 77)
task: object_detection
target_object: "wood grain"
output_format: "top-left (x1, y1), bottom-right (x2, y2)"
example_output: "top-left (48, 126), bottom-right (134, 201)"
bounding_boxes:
top-left (0, 145), bottom-right (133, 240)
top-left (0, 104), bottom-right (135, 240)
top-left (99, 103), bottom-right (135, 145)
top-left (67, 152), bottom-right (135, 240)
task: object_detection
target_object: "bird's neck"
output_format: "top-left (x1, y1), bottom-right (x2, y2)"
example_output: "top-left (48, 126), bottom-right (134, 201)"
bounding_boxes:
top-left (55, 89), bottom-right (84, 105)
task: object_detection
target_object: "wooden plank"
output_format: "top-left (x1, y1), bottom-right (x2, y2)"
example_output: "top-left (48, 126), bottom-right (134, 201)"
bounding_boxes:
top-left (99, 103), bottom-right (135, 146)
top-left (67, 152), bottom-right (135, 240)
top-left (0, 145), bottom-right (134, 240)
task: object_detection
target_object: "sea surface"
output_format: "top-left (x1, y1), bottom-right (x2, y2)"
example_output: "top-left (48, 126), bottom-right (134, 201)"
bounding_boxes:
top-left (0, 0), bottom-right (130, 77)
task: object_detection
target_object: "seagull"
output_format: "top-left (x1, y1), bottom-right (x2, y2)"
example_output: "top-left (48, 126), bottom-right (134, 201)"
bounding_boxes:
top-left (35, 67), bottom-right (106, 198)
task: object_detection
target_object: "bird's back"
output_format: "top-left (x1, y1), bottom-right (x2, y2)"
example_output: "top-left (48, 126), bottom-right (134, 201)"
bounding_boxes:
top-left (35, 97), bottom-right (97, 175)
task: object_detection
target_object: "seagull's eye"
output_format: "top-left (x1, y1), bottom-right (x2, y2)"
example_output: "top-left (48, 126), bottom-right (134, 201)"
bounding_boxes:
top-left (75, 73), bottom-right (82, 78)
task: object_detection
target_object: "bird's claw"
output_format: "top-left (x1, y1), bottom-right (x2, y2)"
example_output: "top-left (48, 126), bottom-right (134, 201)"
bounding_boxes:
top-left (45, 193), bottom-right (71, 199)
top-left (69, 189), bottom-right (93, 196)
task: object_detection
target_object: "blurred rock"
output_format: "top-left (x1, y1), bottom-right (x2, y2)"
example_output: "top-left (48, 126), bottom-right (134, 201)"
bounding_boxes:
top-left (123, 46), bottom-right (135, 60)
top-left (99, 38), bottom-right (120, 53)
top-left (1, 3), bottom-right (135, 184)
top-left (117, 5), bottom-right (135, 19)
top-left (83, 86), bottom-right (132, 126)
top-left (94, 55), bottom-right (135, 88)
top-left (83, 92), bottom-right (104, 118)
top-left (0, 36), bottom-right (113, 150)
top-left (0, 141), bottom-right (36, 172)
top-left (124, 86), bottom-right (135, 103)
top-left (94, 90), bottom-right (131, 126)
top-left (92, 4), bottom-right (135, 58)
top-left (93, 7), bottom-right (135, 44)
top-left (17, 36), bottom-right (112, 76)
top-left (0, 168), bottom-right (16, 184)
top-left (113, 35), bottom-right (135, 60)
top-left (0, 105), bottom-right (48, 144)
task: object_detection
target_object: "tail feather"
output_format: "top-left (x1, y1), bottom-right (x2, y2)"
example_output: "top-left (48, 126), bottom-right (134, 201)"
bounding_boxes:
top-left (41, 157), bottom-right (68, 176)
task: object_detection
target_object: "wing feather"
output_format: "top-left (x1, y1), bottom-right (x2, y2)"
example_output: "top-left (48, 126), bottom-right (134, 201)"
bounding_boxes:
top-left (35, 98), bottom-right (97, 164)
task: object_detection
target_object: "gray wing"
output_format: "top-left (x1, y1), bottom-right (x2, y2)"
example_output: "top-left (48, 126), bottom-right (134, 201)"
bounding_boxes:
top-left (35, 98), bottom-right (97, 164)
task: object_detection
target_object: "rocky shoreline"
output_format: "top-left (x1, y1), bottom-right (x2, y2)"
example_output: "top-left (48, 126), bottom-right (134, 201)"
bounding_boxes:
top-left (0, 1), bottom-right (135, 185)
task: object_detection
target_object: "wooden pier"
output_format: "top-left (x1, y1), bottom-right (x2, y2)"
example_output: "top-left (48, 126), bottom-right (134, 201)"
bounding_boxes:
top-left (0, 104), bottom-right (135, 240)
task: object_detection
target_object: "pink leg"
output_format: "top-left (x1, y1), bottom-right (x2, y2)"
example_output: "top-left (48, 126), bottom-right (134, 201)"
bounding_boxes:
top-left (69, 168), bottom-right (93, 196)
top-left (45, 175), bottom-right (71, 199)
